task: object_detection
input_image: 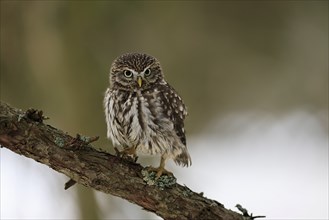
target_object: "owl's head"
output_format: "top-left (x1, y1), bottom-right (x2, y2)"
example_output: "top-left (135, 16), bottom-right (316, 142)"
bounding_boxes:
top-left (109, 53), bottom-right (164, 90)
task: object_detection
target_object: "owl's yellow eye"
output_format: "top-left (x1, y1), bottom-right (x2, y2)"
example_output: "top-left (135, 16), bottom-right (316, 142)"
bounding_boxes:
top-left (123, 70), bottom-right (133, 78)
top-left (144, 68), bottom-right (151, 76)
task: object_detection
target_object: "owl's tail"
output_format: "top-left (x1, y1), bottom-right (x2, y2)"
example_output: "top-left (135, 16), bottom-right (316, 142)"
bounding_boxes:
top-left (174, 151), bottom-right (192, 167)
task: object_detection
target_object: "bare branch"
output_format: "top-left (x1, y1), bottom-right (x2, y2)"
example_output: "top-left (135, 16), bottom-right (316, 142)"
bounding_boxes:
top-left (0, 101), bottom-right (243, 220)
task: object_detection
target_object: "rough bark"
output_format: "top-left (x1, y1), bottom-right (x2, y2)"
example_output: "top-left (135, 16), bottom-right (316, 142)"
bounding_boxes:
top-left (0, 101), bottom-right (243, 220)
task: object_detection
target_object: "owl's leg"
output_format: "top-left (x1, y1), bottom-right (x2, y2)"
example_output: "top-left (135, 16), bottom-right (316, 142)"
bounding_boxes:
top-left (147, 154), bottom-right (173, 179)
top-left (156, 155), bottom-right (171, 178)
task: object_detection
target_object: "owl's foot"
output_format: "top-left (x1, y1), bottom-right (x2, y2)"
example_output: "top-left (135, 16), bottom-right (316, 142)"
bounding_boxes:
top-left (114, 147), bottom-right (138, 162)
top-left (146, 166), bottom-right (173, 179)
top-left (146, 155), bottom-right (172, 179)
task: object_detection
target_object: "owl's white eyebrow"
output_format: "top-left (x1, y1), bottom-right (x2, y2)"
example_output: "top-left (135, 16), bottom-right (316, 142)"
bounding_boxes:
top-left (124, 68), bottom-right (138, 75)
top-left (142, 65), bottom-right (152, 73)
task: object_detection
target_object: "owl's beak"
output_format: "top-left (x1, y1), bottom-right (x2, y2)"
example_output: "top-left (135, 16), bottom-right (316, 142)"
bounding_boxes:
top-left (137, 77), bottom-right (142, 87)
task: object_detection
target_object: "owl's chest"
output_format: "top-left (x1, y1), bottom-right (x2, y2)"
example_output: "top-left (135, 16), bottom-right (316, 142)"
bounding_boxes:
top-left (110, 90), bottom-right (168, 140)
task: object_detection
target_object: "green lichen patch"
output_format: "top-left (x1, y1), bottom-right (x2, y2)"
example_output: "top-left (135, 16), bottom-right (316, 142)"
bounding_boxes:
top-left (141, 169), bottom-right (176, 190)
top-left (54, 137), bottom-right (65, 147)
top-left (76, 134), bottom-right (99, 145)
top-left (79, 135), bottom-right (91, 143)
top-left (182, 186), bottom-right (193, 197)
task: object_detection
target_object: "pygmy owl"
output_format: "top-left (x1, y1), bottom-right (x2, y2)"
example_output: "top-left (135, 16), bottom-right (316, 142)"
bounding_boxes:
top-left (104, 53), bottom-right (191, 178)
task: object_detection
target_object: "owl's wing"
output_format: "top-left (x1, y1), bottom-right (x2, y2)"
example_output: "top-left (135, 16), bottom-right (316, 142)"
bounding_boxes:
top-left (160, 83), bottom-right (187, 146)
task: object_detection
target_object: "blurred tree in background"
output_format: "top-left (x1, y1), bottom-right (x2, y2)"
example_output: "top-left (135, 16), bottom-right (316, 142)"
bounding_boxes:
top-left (1, 1), bottom-right (327, 219)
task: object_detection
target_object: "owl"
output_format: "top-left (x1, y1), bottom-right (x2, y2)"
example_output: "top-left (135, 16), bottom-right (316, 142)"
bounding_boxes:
top-left (104, 53), bottom-right (191, 178)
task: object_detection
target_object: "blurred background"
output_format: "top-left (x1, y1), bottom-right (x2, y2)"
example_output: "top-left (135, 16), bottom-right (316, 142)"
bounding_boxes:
top-left (1, 1), bottom-right (328, 219)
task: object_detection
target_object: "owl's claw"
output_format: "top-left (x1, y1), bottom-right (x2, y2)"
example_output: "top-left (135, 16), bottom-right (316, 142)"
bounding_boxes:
top-left (114, 147), bottom-right (138, 162)
top-left (146, 166), bottom-right (173, 179)
top-left (146, 155), bottom-right (173, 179)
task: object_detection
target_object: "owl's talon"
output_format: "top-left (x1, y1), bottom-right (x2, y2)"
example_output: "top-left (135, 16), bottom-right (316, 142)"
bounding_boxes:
top-left (146, 166), bottom-right (173, 179)
top-left (115, 147), bottom-right (138, 162)
top-left (156, 168), bottom-right (173, 179)
top-left (145, 155), bottom-right (173, 179)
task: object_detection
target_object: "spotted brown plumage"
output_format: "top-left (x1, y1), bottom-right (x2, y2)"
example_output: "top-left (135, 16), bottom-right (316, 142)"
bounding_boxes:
top-left (104, 53), bottom-right (191, 178)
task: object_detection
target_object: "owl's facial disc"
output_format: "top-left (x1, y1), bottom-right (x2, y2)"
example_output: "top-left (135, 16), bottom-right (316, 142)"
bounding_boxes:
top-left (122, 66), bottom-right (152, 88)
top-left (112, 60), bottom-right (161, 90)
top-left (121, 68), bottom-right (144, 88)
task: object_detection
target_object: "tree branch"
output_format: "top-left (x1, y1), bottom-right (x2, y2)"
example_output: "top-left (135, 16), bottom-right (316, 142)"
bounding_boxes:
top-left (0, 101), bottom-right (244, 220)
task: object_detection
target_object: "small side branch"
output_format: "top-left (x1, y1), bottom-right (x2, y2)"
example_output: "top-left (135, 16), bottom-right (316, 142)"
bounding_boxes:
top-left (236, 204), bottom-right (266, 220)
top-left (0, 101), bottom-right (245, 220)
